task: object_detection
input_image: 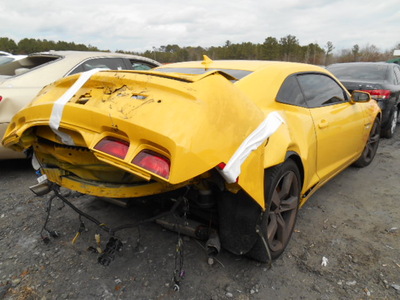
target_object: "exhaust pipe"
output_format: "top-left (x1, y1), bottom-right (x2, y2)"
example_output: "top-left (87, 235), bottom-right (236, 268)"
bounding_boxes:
top-left (206, 230), bottom-right (221, 257)
top-left (29, 181), bottom-right (51, 196)
top-left (156, 215), bottom-right (221, 260)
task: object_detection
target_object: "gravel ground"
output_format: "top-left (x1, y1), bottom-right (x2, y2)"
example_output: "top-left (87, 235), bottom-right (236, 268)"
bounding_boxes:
top-left (1, 130), bottom-right (400, 300)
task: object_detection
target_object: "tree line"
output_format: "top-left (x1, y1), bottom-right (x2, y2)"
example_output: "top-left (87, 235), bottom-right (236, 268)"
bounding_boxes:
top-left (133, 36), bottom-right (329, 65)
top-left (1, 36), bottom-right (398, 65)
top-left (0, 37), bottom-right (99, 54)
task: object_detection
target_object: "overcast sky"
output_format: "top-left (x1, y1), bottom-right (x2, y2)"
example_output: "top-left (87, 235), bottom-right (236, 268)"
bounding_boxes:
top-left (1, 0), bottom-right (399, 54)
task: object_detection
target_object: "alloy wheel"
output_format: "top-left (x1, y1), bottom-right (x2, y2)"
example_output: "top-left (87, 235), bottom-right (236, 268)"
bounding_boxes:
top-left (267, 170), bottom-right (300, 252)
top-left (363, 120), bottom-right (380, 162)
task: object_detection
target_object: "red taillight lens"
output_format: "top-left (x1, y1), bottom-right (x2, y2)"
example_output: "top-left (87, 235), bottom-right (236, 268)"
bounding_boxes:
top-left (0, 96), bottom-right (3, 102)
top-left (217, 162), bottom-right (226, 170)
top-left (132, 150), bottom-right (170, 179)
top-left (362, 89), bottom-right (391, 100)
top-left (94, 137), bottom-right (129, 159)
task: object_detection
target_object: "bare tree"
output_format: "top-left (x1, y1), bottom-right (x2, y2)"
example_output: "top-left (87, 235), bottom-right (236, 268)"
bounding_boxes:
top-left (324, 41), bottom-right (334, 65)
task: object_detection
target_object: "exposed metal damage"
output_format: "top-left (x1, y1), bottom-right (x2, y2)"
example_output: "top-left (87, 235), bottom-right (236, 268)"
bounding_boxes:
top-left (33, 178), bottom-right (236, 292)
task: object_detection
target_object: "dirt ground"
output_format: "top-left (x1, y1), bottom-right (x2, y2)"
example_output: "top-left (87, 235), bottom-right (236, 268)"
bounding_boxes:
top-left (1, 130), bottom-right (399, 300)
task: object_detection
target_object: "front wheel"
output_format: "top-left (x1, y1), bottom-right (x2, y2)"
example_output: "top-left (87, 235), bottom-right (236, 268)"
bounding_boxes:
top-left (353, 118), bottom-right (380, 168)
top-left (247, 159), bottom-right (301, 262)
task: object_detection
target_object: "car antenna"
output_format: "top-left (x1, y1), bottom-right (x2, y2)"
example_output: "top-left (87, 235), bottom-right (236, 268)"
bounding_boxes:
top-left (201, 55), bottom-right (213, 70)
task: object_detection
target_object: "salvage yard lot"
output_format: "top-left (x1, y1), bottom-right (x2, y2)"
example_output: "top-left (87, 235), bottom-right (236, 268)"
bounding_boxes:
top-left (1, 130), bottom-right (400, 299)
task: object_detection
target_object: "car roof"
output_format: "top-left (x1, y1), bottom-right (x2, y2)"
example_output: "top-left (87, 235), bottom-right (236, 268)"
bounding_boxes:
top-left (0, 51), bottom-right (12, 56)
top-left (27, 50), bottom-right (160, 65)
top-left (157, 58), bottom-right (326, 73)
top-left (0, 50), bottom-right (161, 80)
top-left (327, 62), bottom-right (391, 68)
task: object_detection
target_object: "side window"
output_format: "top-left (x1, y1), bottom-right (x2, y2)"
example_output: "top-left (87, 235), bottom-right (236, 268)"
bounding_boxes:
top-left (393, 66), bottom-right (400, 85)
top-left (276, 75), bottom-right (306, 106)
top-left (297, 74), bottom-right (348, 108)
top-left (69, 58), bottom-right (127, 75)
top-left (129, 59), bottom-right (156, 70)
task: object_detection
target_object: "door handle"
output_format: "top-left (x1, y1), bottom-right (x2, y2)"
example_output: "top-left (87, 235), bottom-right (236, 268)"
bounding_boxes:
top-left (318, 119), bottom-right (329, 129)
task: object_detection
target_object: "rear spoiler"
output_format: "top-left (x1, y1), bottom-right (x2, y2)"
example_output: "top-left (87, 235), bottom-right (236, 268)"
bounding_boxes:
top-left (117, 69), bottom-right (238, 83)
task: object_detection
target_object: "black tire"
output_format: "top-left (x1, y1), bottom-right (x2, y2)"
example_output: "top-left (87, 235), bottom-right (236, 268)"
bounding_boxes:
top-left (247, 159), bottom-right (301, 262)
top-left (381, 109), bottom-right (397, 138)
top-left (397, 108), bottom-right (400, 124)
top-left (353, 118), bottom-right (380, 168)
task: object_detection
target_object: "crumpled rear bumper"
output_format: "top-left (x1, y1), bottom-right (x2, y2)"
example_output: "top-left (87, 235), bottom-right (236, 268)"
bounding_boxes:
top-left (2, 69), bottom-right (280, 207)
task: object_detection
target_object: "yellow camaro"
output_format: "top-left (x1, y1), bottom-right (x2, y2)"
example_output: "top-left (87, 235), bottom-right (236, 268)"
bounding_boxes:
top-left (2, 56), bottom-right (381, 262)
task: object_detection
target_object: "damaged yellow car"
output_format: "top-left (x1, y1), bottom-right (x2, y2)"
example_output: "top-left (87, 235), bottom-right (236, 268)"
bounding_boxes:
top-left (2, 56), bottom-right (381, 262)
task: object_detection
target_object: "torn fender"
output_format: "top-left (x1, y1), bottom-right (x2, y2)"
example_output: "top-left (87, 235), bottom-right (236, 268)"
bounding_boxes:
top-left (220, 112), bottom-right (285, 209)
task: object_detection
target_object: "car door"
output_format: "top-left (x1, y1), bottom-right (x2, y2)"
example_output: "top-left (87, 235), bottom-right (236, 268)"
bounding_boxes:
top-left (297, 73), bottom-right (366, 180)
top-left (275, 74), bottom-right (320, 192)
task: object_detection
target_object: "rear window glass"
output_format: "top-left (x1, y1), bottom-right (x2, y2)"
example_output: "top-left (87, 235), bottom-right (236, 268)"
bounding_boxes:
top-left (0, 57), bottom-right (14, 66)
top-left (0, 55), bottom-right (59, 76)
top-left (129, 59), bottom-right (158, 70)
top-left (328, 64), bottom-right (387, 81)
top-left (69, 58), bottom-right (128, 75)
top-left (276, 75), bottom-right (306, 106)
top-left (154, 67), bottom-right (252, 80)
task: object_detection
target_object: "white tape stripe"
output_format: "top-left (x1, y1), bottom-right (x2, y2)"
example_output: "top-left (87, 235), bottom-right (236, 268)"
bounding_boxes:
top-left (220, 111), bottom-right (284, 183)
top-left (49, 68), bottom-right (101, 131)
top-left (51, 128), bottom-right (75, 146)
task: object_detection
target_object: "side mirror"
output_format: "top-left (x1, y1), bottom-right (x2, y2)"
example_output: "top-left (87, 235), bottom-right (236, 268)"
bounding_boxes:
top-left (351, 90), bottom-right (371, 103)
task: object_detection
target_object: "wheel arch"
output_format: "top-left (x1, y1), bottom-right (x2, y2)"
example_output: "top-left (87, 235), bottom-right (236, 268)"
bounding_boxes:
top-left (285, 152), bottom-right (305, 190)
top-left (263, 124), bottom-right (305, 190)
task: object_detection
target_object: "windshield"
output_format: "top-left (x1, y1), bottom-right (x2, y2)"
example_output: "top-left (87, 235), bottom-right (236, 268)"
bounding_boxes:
top-left (154, 67), bottom-right (252, 81)
top-left (328, 64), bottom-right (387, 81)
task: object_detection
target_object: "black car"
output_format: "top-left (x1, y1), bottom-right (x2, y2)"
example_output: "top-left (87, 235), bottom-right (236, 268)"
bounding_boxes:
top-left (327, 62), bottom-right (400, 138)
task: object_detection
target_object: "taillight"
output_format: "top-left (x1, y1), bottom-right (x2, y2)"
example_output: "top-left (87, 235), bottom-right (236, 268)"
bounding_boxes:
top-left (0, 96), bottom-right (3, 102)
top-left (216, 162), bottom-right (239, 183)
top-left (132, 150), bottom-right (170, 179)
top-left (94, 137), bottom-right (129, 159)
top-left (362, 89), bottom-right (391, 100)
top-left (217, 162), bottom-right (226, 170)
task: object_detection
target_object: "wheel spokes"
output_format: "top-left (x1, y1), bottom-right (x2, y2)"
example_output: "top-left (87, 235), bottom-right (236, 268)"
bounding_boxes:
top-left (267, 171), bottom-right (299, 251)
top-left (267, 212), bottom-right (284, 250)
top-left (369, 123), bottom-right (380, 144)
top-left (270, 188), bottom-right (281, 208)
top-left (370, 133), bottom-right (380, 144)
top-left (278, 172), bottom-right (294, 199)
top-left (267, 212), bottom-right (278, 241)
top-left (364, 123), bottom-right (380, 159)
top-left (280, 196), bottom-right (298, 212)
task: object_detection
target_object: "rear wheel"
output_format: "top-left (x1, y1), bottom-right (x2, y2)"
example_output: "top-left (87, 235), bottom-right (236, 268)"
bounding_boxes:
top-left (353, 118), bottom-right (380, 167)
top-left (247, 159), bottom-right (300, 262)
top-left (382, 109), bottom-right (397, 138)
top-left (397, 108), bottom-right (400, 124)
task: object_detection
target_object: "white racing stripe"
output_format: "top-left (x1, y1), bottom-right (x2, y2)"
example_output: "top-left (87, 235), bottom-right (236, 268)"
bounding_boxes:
top-left (220, 111), bottom-right (284, 183)
top-left (49, 68), bottom-right (102, 145)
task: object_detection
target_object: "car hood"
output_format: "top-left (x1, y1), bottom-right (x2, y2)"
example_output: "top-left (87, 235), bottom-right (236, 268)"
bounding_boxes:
top-left (3, 69), bottom-right (279, 206)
